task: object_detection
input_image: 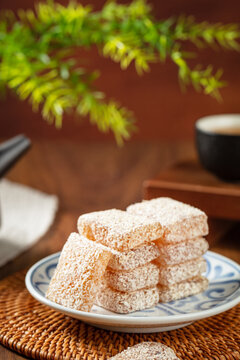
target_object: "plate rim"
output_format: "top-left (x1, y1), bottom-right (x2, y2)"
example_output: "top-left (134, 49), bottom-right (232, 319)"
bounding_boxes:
top-left (25, 251), bottom-right (240, 326)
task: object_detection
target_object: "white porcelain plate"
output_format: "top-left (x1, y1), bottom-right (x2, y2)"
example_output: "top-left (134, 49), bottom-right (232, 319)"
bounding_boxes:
top-left (25, 251), bottom-right (240, 333)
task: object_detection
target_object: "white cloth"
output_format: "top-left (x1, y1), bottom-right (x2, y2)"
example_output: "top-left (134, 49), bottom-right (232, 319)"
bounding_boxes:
top-left (0, 179), bottom-right (58, 267)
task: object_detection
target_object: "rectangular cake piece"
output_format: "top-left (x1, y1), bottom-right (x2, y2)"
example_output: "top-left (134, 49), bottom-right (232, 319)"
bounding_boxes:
top-left (155, 237), bottom-right (209, 266)
top-left (95, 283), bottom-right (159, 313)
top-left (104, 263), bottom-right (159, 292)
top-left (46, 233), bottom-right (112, 311)
top-left (109, 342), bottom-right (180, 360)
top-left (127, 197), bottom-right (208, 243)
top-left (158, 257), bottom-right (207, 286)
top-left (158, 276), bottom-right (208, 302)
top-left (77, 209), bottom-right (163, 251)
top-left (108, 242), bottom-right (160, 271)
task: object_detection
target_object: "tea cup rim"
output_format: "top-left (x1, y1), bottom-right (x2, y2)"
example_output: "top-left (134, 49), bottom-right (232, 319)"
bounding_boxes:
top-left (196, 114), bottom-right (240, 136)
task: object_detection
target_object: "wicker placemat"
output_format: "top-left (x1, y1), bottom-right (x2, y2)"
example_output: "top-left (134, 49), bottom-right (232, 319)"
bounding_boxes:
top-left (0, 270), bottom-right (239, 360)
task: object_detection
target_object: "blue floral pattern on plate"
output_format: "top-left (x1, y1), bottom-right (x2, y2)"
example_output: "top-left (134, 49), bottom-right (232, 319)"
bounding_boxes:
top-left (29, 251), bottom-right (240, 319)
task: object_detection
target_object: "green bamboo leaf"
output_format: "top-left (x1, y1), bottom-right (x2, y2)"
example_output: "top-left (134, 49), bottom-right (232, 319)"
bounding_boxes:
top-left (0, 0), bottom-right (239, 143)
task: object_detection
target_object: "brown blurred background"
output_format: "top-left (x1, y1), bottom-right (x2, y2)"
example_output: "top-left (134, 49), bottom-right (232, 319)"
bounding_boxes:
top-left (0, 0), bottom-right (240, 142)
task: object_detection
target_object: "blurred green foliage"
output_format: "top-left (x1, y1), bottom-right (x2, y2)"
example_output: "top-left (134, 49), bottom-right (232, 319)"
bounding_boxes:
top-left (0, 0), bottom-right (239, 144)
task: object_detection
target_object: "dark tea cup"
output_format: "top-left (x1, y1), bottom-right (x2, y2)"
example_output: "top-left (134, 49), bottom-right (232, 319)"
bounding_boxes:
top-left (195, 114), bottom-right (240, 181)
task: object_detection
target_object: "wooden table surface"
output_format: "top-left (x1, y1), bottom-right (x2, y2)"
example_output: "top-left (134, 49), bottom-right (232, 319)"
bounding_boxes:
top-left (0, 140), bottom-right (239, 360)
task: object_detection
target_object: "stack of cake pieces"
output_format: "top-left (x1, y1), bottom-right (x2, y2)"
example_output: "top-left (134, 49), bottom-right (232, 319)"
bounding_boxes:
top-left (127, 198), bottom-right (209, 303)
top-left (46, 198), bottom-right (209, 314)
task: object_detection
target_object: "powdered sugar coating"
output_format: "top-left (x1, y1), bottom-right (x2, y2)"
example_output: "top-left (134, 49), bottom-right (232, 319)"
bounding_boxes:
top-left (95, 283), bottom-right (159, 314)
top-left (104, 263), bottom-right (159, 292)
top-left (108, 242), bottom-right (160, 271)
top-left (158, 257), bottom-right (207, 285)
top-left (158, 276), bottom-right (209, 302)
top-left (109, 342), bottom-right (180, 360)
top-left (45, 233), bottom-right (111, 311)
top-left (127, 197), bottom-right (208, 243)
top-left (77, 209), bottom-right (163, 251)
top-left (155, 237), bottom-right (209, 265)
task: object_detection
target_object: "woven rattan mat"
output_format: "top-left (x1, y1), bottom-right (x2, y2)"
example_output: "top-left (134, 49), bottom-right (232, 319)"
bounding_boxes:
top-left (0, 270), bottom-right (239, 360)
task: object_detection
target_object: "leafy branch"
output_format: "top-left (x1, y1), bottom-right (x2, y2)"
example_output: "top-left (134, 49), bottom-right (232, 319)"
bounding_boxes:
top-left (0, 0), bottom-right (240, 144)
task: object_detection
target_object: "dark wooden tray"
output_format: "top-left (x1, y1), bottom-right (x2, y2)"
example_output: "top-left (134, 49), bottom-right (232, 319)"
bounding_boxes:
top-left (143, 159), bottom-right (240, 221)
